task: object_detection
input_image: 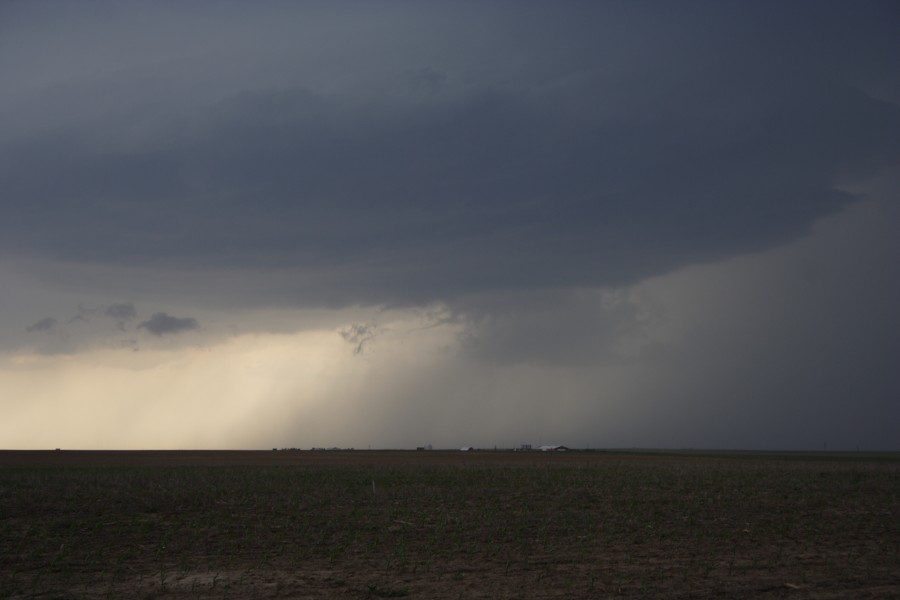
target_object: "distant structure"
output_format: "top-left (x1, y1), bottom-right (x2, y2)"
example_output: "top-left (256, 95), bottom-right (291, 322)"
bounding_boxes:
top-left (539, 445), bottom-right (568, 452)
top-left (460, 446), bottom-right (473, 452)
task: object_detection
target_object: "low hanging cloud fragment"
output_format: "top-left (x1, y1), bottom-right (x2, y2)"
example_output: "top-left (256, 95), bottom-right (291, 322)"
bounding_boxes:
top-left (26, 317), bottom-right (58, 333)
top-left (339, 323), bottom-right (379, 356)
top-left (105, 302), bottom-right (137, 321)
top-left (67, 306), bottom-right (100, 324)
top-left (138, 312), bottom-right (199, 336)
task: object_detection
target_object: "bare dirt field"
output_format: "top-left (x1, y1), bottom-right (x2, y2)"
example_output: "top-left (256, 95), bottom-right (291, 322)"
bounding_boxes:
top-left (1, 449), bottom-right (898, 599)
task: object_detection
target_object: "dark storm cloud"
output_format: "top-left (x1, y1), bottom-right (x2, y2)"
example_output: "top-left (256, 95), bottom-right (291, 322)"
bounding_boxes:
top-left (26, 317), bottom-right (58, 333)
top-left (138, 313), bottom-right (199, 336)
top-left (1, 2), bottom-right (898, 308)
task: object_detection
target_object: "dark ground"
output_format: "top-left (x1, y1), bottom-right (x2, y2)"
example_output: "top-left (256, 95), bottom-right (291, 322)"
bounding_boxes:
top-left (1, 450), bottom-right (898, 599)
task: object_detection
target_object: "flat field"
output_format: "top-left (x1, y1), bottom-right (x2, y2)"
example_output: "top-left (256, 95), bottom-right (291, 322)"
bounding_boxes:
top-left (1, 450), bottom-right (898, 599)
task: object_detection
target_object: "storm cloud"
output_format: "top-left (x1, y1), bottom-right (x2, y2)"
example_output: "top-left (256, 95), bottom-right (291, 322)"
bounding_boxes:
top-left (1, 2), bottom-right (898, 308)
top-left (0, 2), bottom-right (898, 450)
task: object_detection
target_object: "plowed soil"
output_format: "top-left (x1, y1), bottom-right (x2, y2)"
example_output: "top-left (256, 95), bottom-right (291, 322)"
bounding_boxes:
top-left (1, 450), bottom-right (898, 599)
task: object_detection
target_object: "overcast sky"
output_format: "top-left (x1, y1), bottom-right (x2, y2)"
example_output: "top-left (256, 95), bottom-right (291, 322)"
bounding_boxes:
top-left (2, 2), bottom-right (898, 450)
